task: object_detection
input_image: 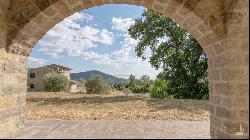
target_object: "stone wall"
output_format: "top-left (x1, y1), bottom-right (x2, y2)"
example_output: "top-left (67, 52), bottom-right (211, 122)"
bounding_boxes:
top-left (208, 0), bottom-right (249, 138)
top-left (0, 51), bottom-right (27, 138)
top-left (1, 1), bottom-right (27, 138)
top-left (0, 0), bottom-right (249, 139)
top-left (27, 67), bottom-right (51, 91)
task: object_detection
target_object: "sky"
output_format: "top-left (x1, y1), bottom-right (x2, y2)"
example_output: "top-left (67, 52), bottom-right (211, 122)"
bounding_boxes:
top-left (28, 4), bottom-right (162, 79)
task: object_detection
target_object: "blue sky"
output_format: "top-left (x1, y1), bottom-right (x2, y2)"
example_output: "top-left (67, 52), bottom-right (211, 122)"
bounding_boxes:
top-left (28, 4), bottom-right (161, 79)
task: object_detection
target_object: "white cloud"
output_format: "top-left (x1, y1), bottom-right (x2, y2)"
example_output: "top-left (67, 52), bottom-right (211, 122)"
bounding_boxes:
top-left (81, 26), bottom-right (113, 45)
top-left (82, 49), bottom-right (152, 70)
top-left (37, 12), bottom-right (113, 58)
top-left (112, 17), bottom-right (135, 31)
top-left (121, 33), bottom-right (139, 48)
top-left (69, 12), bottom-right (93, 22)
top-left (82, 51), bottom-right (112, 65)
top-left (99, 29), bottom-right (113, 45)
top-left (45, 53), bottom-right (61, 59)
top-left (81, 33), bottom-right (152, 70)
top-left (28, 57), bottom-right (48, 66)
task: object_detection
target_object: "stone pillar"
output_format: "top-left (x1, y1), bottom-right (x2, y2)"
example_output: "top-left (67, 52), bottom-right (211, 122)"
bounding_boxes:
top-left (209, 0), bottom-right (249, 139)
top-left (0, 0), bottom-right (28, 138)
top-left (0, 52), bottom-right (27, 139)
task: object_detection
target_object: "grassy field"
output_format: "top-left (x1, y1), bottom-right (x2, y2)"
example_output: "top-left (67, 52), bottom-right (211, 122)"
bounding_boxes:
top-left (26, 91), bottom-right (209, 121)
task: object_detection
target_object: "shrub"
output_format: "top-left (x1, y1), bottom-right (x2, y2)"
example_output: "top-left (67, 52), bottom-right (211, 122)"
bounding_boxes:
top-left (149, 79), bottom-right (169, 99)
top-left (42, 72), bottom-right (70, 92)
top-left (128, 84), bottom-right (151, 94)
top-left (129, 85), bottom-right (144, 93)
top-left (85, 75), bottom-right (111, 94)
top-left (113, 83), bottom-right (125, 91)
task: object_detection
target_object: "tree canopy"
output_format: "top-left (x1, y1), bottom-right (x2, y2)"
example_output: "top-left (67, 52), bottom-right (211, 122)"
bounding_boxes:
top-left (128, 10), bottom-right (208, 99)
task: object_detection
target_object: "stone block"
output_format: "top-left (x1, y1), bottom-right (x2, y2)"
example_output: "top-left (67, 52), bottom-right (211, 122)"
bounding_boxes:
top-left (222, 97), bottom-right (248, 110)
top-left (3, 73), bottom-right (18, 85)
top-left (0, 95), bottom-right (17, 111)
top-left (215, 106), bottom-right (229, 118)
top-left (2, 85), bottom-right (19, 96)
top-left (210, 95), bottom-right (222, 105)
top-left (0, 117), bottom-right (18, 138)
top-left (213, 55), bottom-right (226, 68)
top-left (213, 82), bottom-right (227, 96)
top-left (210, 116), bottom-right (222, 129)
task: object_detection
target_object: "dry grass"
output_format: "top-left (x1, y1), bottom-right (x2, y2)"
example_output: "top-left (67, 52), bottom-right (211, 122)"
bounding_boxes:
top-left (26, 91), bottom-right (209, 121)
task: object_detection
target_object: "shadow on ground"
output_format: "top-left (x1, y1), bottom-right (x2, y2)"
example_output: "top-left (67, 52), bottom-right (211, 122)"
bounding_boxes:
top-left (27, 95), bottom-right (144, 105)
top-left (27, 93), bottom-right (209, 114)
top-left (146, 98), bottom-right (209, 113)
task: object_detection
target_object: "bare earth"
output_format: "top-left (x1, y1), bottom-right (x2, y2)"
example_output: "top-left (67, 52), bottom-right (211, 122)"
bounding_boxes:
top-left (26, 92), bottom-right (209, 121)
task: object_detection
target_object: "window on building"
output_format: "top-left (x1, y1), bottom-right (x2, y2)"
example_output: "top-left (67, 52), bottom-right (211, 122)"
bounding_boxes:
top-left (30, 84), bottom-right (34, 89)
top-left (30, 73), bottom-right (35, 78)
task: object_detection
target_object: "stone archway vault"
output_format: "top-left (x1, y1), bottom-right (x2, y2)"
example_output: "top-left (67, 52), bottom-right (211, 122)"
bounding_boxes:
top-left (0, 0), bottom-right (248, 139)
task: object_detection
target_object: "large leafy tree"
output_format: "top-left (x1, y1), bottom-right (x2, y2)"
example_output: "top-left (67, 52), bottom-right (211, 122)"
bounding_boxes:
top-left (128, 10), bottom-right (208, 99)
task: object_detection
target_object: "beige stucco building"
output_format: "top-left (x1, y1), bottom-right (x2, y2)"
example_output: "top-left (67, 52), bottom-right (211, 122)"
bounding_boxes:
top-left (27, 64), bottom-right (77, 92)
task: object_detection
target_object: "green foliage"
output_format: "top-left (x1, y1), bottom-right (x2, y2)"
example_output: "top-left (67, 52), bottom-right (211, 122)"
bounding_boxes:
top-left (129, 85), bottom-right (144, 93)
top-left (128, 74), bottom-right (136, 86)
top-left (85, 75), bottom-right (111, 94)
top-left (114, 74), bottom-right (153, 94)
top-left (42, 72), bottom-right (70, 92)
top-left (140, 75), bottom-right (152, 93)
top-left (128, 9), bottom-right (208, 100)
top-left (141, 75), bottom-right (150, 82)
top-left (113, 83), bottom-right (125, 91)
top-left (149, 79), bottom-right (169, 99)
top-left (128, 74), bottom-right (150, 93)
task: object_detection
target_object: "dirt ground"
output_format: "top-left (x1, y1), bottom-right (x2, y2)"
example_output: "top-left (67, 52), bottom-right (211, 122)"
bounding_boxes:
top-left (25, 91), bottom-right (209, 121)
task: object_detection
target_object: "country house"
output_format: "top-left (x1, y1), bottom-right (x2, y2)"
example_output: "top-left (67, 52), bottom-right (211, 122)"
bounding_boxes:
top-left (27, 64), bottom-right (78, 93)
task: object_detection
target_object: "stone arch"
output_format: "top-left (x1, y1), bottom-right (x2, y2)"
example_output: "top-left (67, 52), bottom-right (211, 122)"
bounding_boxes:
top-left (1, 0), bottom-right (248, 139)
top-left (8, 0), bottom-right (224, 58)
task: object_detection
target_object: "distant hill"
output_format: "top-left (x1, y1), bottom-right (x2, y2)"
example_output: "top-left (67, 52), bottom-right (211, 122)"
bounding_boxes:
top-left (70, 70), bottom-right (128, 85)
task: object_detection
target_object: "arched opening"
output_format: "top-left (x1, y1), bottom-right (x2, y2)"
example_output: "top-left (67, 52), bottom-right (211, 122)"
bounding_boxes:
top-left (0, 0), bottom-right (248, 139)
top-left (23, 4), bottom-right (210, 138)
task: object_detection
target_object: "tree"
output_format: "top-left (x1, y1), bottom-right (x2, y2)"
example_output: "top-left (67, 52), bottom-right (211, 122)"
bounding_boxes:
top-left (128, 10), bottom-right (208, 99)
top-left (113, 83), bottom-right (125, 91)
top-left (42, 72), bottom-right (70, 92)
top-left (149, 79), bottom-right (169, 99)
top-left (85, 75), bottom-right (111, 94)
top-left (128, 74), bottom-right (136, 85)
top-left (140, 75), bottom-right (151, 93)
top-left (140, 75), bottom-right (150, 82)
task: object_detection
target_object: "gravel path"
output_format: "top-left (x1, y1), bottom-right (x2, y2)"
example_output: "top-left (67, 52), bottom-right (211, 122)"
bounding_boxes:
top-left (20, 120), bottom-right (210, 139)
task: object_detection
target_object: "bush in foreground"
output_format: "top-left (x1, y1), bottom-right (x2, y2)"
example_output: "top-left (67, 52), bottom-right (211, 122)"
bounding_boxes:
top-left (85, 75), bottom-right (111, 94)
top-left (149, 79), bottom-right (169, 99)
top-left (42, 72), bottom-right (70, 92)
